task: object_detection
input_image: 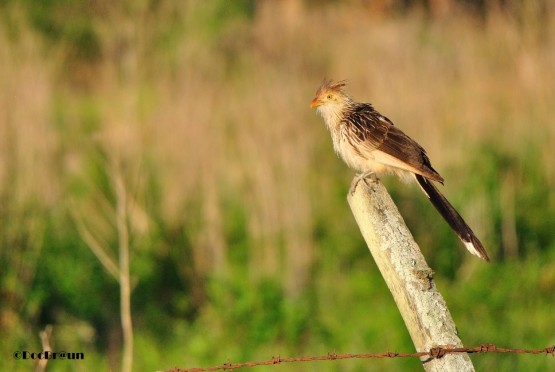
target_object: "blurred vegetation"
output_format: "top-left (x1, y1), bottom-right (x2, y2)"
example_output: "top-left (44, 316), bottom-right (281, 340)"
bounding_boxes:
top-left (1, 0), bottom-right (554, 371)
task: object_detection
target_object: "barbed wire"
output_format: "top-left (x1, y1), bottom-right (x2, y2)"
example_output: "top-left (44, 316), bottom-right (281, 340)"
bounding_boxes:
top-left (167, 344), bottom-right (555, 372)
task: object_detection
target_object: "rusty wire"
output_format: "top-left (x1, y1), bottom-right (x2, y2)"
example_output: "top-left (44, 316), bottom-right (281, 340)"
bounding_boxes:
top-left (167, 344), bottom-right (555, 372)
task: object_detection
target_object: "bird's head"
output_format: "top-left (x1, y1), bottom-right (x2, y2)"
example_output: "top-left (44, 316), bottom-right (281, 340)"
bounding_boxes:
top-left (310, 79), bottom-right (351, 123)
top-left (310, 79), bottom-right (348, 108)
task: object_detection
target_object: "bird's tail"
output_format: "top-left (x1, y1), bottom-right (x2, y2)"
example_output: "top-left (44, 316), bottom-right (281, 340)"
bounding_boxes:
top-left (414, 174), bottom-right (490, 261)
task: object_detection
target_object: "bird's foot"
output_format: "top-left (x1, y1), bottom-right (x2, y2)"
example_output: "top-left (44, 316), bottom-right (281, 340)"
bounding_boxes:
top-left (349, 171), bottom-right (376, 195)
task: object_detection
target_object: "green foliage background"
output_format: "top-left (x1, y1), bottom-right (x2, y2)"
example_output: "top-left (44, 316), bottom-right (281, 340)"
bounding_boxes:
top-left (1, 1), bottom-right (554, 371)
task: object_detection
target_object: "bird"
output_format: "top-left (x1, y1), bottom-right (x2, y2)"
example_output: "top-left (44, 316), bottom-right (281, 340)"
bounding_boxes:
top-left (310, 79), bottom-right (489, 261)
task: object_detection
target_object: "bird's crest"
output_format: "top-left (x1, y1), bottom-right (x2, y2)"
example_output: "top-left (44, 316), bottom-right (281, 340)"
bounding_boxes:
top-left (315, 79), bottom-right (347, 97)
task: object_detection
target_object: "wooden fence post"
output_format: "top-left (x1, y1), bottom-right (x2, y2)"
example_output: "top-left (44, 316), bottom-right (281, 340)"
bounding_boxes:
top-left (347, 174), bottom-right (475, 371)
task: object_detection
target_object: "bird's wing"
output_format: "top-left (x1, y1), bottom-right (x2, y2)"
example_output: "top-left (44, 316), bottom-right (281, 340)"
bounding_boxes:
top-left (346, 104), bottom-right (444, 183)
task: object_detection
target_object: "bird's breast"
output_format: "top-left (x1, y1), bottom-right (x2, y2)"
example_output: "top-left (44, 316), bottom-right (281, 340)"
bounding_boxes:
top-left (331, 125), bottom-right (376, 172)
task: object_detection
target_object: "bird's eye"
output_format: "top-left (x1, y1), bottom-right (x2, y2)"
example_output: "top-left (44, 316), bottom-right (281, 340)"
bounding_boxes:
top-left (326, 94), bottom-right (333, 100)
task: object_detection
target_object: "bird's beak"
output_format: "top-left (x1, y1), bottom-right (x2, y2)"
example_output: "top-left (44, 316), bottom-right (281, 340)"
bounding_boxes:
top-left (310, 98), bottom-right (320, 109)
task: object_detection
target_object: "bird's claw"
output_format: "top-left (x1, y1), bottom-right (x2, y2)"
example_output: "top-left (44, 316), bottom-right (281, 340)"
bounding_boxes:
top-left (349, 171), bottom-right (376, 195)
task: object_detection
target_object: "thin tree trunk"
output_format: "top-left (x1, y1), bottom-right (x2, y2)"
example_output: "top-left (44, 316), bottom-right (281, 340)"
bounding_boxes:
top-left (115, 169), bottom-right (133, 372)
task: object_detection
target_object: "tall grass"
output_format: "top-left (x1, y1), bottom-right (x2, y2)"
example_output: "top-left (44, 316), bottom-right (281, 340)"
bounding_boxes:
top-left (1, 2), bottom-right (554, 370)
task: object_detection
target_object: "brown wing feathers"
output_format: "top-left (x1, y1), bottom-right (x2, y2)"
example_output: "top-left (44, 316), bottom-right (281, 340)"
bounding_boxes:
top-left (345, 104), bottom-right (444, 183)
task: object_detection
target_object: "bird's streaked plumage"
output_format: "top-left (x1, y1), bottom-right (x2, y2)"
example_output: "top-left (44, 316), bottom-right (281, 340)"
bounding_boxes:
top-left (311, 79), bottom-right (489, 261)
